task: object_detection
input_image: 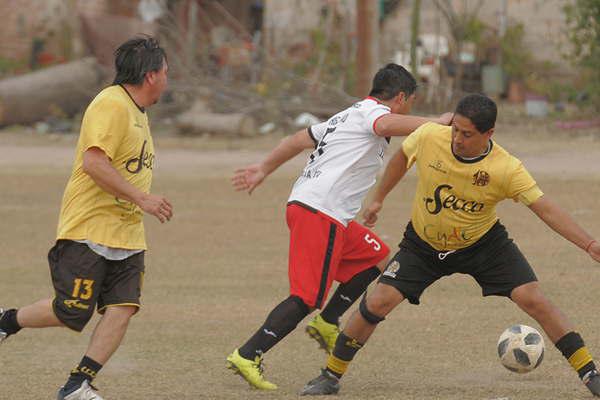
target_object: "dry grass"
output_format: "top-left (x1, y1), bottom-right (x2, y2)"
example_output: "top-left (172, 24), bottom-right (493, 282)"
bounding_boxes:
top-left (0, 125), bottom-right (599, 399)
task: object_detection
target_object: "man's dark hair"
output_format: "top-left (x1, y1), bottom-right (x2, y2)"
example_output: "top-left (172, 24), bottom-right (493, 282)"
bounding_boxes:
top-left (368, 63), bottom-right (417, 100)
top-left (113, 36), bottom-right (167, 85)
top-left (455, 94), bottom-right (497, 133)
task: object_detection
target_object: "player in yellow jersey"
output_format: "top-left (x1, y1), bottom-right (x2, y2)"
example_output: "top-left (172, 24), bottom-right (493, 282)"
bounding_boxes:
top-left (301, 94), bottom-right (600, 397)
top-left (0, 37), bottom-right (172, 400)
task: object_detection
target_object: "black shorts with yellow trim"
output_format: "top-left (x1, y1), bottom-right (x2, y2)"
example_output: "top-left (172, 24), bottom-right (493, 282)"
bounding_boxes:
top-left (48, 240), bottom-right (145, 332)
top-left (379, 221), bottom-right (537, 305)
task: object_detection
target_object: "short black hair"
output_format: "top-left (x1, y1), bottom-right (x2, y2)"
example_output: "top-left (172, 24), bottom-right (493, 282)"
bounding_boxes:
top-left (113, 36), bottom-right (167, 85)
top-left (368, 63), bottom-right (417, 100)
top-left (455, 94), bottom-right (497, 133)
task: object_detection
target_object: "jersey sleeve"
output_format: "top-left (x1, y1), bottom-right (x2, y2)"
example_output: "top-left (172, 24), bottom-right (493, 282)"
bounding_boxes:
top-left (308, 121), bottom-right (329, 147)
top-left (363, 105), bottom-right (391, 135)
top-left (79, 98), bottom-right (129, 160)
top-left (401, 122), bottom-right (433, 169)
top-left (506, 161), bottom-right (544, 205)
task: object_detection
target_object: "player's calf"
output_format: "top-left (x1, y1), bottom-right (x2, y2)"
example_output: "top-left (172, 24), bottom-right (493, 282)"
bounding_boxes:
top-left (555, 332), bottom-right (600, 396)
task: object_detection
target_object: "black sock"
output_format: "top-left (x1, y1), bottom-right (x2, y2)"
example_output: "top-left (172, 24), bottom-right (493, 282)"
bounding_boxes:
top-left (63, 356), bottom-right (103, 393)
top-left (238, 296), bottom-right (310, 360)
top-left (320, 266), bottom-right (380, 325)
top-left (325, 332), bottom-right (364, 378)
top-left (0, 309), bottom-right (22, 336)
top-left (555, 331), bottom-right (597, 379)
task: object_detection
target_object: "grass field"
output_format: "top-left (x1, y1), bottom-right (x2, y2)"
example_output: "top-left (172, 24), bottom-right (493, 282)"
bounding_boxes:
top-left (1, 124), bottom-right (599, 399)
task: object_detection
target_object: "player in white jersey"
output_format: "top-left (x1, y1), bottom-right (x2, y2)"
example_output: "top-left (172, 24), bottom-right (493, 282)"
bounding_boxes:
top-left (226, 64), bottom-right (453, 391)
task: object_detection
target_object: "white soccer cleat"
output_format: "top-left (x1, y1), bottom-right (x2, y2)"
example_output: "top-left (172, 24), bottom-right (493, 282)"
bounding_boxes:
top-left (57, 380), bottom-right (104, 400)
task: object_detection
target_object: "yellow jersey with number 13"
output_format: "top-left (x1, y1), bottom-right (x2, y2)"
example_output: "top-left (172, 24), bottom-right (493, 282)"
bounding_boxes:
top-left (56, 85), bottom-right (154, 250)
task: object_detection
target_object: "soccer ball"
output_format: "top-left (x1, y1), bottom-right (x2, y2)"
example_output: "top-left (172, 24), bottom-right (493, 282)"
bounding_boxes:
top-left (497, 324), bottom-right (545, 373)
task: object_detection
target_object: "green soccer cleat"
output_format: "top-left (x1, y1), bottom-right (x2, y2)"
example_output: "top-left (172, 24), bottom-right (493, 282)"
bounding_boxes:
top-left (305, 314), bottom-right (340, 354)
top-left (226, 349), bottom-right (277, 390)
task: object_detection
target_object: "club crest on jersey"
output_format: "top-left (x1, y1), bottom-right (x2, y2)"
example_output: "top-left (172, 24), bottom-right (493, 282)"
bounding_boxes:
top-left (472, 170), bottom-right (490, 186)
top-left (383, 260), bottom-right (400, 278)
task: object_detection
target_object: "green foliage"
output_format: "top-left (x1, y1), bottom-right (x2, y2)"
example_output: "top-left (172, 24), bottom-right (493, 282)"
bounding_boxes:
top-left (464, 17), bottom-right (485, 43)
top-left (0, 57), bottom-right (25, 78)
top-left (500, 23), bottom-right (531, 80)
top-left (564, 0), bottom-right (600, 109)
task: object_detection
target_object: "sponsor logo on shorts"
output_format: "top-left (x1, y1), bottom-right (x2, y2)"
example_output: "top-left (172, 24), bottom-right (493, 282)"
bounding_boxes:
top-left (63, 299), bottom-right (90, 310)
top-left (383, 260), bottom-right (400, 278)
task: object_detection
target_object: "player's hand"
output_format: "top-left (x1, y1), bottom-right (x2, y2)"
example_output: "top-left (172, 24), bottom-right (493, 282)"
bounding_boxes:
top-left (437, 112), bottom-right (454, 126)
top-left (363, 201), bottom-right (383, 228)
top-left (232, 164), bottom-right (267, 195)
top-left (139, 193), bottom-right (173, 223)
top-left (588, 240), bottom-right (600, 263)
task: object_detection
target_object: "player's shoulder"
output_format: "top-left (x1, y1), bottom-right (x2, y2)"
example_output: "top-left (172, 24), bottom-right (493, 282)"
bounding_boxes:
top-left (88, 85), bottom-right (130, 112)
top-left (352, 97), bottom-right (391, 115)
top-left (489, 141), bottom-right (522, 169)
top-left (415, 121), bottom-right (450, 139)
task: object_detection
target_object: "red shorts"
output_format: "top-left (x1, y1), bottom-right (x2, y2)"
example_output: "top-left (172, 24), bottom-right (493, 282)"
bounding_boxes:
top-left (286, 202), bottom-right (390, 308)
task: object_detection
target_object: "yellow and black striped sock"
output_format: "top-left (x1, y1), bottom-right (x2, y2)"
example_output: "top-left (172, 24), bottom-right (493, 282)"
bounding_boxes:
top-left (555, 332), bottom-right (596, 379)
top-left (325, 332), bottom-right (363, 378)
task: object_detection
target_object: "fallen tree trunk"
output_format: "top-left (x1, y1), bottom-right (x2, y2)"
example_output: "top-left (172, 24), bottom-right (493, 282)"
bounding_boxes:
top-left (0, 57), bottom-right (106, 127)
top-left (176, 102), bottom-right (257, 136)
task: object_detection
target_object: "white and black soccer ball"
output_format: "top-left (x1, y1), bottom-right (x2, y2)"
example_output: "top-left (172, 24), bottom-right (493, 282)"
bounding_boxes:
top-left (497, 324), bottom-right (545, 373)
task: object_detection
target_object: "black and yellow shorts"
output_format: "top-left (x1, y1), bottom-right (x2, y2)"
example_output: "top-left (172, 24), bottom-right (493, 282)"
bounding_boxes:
top-left (48, 240), bottom-right (145, 331)
top-left (379, 221), bottom-right (537, 305)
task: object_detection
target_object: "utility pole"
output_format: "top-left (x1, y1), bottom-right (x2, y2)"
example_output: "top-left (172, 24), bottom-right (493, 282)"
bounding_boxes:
top-left (356, 0), bottom-right (379, 97)
top-left (410, 0), bottom-right (421, 78)
top-left (498, 0), bottom-right (508, 68)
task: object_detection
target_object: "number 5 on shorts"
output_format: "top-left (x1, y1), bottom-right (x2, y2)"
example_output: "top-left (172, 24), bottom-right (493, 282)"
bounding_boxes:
top-left (72, 278), bottom-right (94, 300)
top-left (364, 234), bottom-right (381, 251)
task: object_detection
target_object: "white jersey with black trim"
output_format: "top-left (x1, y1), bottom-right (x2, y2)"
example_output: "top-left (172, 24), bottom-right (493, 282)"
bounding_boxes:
top-left (288, 97), bottom-right (391, 226)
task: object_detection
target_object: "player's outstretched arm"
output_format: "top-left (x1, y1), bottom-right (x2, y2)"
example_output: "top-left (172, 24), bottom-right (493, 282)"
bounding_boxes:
top-left (374, 112), bottom-right (453, 137)
top-left (528, 196), bottom-right (599, 262)
top-left (83, 147), bottom-right (173, 223)
top-left (363, 148), bottom-right (410, 227)
top-left (232, 128), bottom-right (315, 195)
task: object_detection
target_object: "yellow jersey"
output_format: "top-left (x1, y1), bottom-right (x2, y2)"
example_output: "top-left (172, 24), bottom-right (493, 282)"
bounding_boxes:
top-left (402, 122), bottom-right (542, 250)
top-left (56, 85), bottom-right (154, 249)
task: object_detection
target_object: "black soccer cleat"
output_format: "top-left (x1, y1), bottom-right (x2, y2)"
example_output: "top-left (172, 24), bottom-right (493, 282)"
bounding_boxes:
top-left (0, 308), bottom-right (8, 344)
top-left (583, 370), bottom-right (600, 397)
top-left (300, 369), bottom-right (340, 396)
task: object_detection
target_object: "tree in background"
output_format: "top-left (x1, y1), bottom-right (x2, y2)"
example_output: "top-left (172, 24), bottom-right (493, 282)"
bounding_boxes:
top-left (564, 0), bottom-right (600, 109)
top-left (433, 0), bottom-right (485, 92)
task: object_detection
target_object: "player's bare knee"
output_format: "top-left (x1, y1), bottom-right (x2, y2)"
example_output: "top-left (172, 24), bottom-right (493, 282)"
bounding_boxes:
top-left (359, 296), bottom-right (386, 325)
top-left (104, 306), bottom-right (138, 322)
top-left (513, 286), bottom-right (551, 318)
